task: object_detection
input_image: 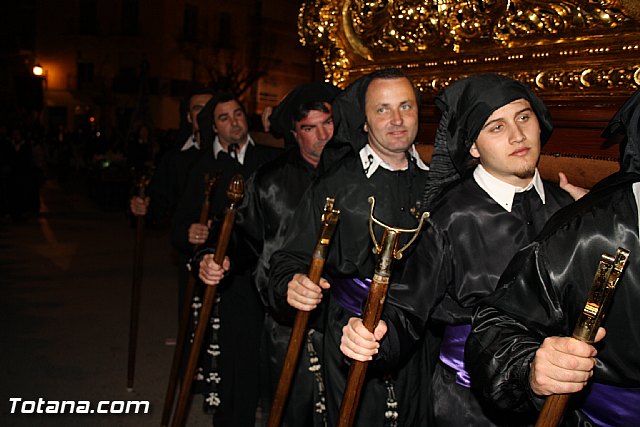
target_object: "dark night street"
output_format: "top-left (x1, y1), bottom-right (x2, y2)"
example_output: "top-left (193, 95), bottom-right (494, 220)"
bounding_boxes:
top-left (1, 177), bottom-right (212, 426)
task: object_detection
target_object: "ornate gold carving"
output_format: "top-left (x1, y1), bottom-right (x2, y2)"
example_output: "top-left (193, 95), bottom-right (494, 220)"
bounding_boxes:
top-left (298, 0), bottom-right (352, 84)
top-left (299, 0), bottom-right (640, 97)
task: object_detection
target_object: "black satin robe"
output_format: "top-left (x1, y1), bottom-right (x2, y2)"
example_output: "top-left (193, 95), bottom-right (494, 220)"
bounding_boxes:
top-left (145, 143), bottom-right (201, 228)
top-left (172, 143), bottom-right (280, 254)
top-left (235, 147), bottom-right (324, 426)
top-left (382, 173), bottom-right (573, 426)
top-left (467, 172), bottom-right (640, 426)
top-left (172, 142), bottom-right (281, 427)
top-left (269, 151), bottom-right (430, 427)
top-left (146, 142), bottom-right (203, 315)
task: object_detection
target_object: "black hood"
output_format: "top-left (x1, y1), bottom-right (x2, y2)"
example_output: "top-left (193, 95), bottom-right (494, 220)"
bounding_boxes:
top-left (197, 97), bottom-right (216, 153)
top-left (268, 82), bottom-right (341, 149)
top-left (436, 73), bottom-right (552, 175)
top-left (420, 74), bottom-right (552, 212)
top-left (602, 89), bottom-right (640, 174)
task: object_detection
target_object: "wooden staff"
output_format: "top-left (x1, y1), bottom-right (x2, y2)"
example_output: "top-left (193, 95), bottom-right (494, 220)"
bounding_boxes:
top-left (161, 173), bottom-right (219, 427)
top-left (337, 197), bottom-right (428, 427)
top-left (535, 247), bottom-right (629, 427)
top-left (127, 172), bottom-right (151, 391)
top-left (170, 174), bottom-right (244, 427)
top-left (267, 197), bottom-right (340, 427)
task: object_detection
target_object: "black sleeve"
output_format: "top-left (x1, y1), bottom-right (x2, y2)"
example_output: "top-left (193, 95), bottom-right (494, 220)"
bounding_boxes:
top-left (466, 243), bottom-right (562, 414)
top-left (377, 223), bottom-right (452, 366)
top-left (267, 183), bottom-right (324, 321)
top-left (171, 160), bottom-right (206, 255)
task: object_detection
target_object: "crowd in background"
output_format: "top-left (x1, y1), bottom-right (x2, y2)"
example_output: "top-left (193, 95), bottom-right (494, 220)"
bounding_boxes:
top-left (0, 120), bottom-right (181, 221)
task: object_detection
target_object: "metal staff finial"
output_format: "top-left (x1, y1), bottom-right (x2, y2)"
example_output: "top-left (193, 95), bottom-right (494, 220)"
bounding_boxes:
top-left (367, 196), bottom-right (429, 261)
top-left (337, 196), bottom-right (429, 427)
top-left (535, 246), bottom-right (630, 427)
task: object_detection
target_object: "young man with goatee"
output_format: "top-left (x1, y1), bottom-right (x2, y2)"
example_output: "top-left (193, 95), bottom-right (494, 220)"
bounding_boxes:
top-left (340, 74), bottom-right (579, 426)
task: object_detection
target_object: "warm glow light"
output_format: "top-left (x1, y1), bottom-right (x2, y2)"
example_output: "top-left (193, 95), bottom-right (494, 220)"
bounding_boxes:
top-left (33, 64), bottom-right (44, 76)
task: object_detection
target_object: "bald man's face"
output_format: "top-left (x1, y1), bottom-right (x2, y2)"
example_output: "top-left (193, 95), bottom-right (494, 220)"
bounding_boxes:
top-left (364, 77), bottom-right (419, 161)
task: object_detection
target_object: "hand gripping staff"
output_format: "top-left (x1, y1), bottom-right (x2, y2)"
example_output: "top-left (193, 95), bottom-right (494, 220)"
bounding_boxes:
top-left (161, 173), bottom-right (219, 427)
top-left (127, 171), bottom-right (152, 391)
top-left (535, 247), bottom-right (630, 427)
top-left (170, 174), bottom-right (244, 427)
top-left (267, 197), bottom-right (340, 427)
top-left (337, 196), bottom-right (429, 427)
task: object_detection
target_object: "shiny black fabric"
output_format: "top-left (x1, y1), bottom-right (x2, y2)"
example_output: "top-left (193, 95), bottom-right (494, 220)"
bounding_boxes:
top-left (235, 147), bottom-right (325, 426)
top-left (171, 141), bottom-right (280, 427)
top-left (269, 151), bottom-right (431, 427)
top-left (232, 82), bottom-right (339, 425)
top-left (146, 143), bottom-right (201, 229)
top-left (237, 147), bottom-right (319, 304)
top-left (467, 172), bottom-right (640, 426)
top-left (382, 174), bottom-right (573, 426)
top-left (171, 143), bottom-right (280, 254)
top-left (602, 89), bottom-right (640, 175)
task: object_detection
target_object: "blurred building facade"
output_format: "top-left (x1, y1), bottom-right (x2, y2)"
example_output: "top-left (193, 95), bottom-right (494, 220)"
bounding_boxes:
top-left (1, 0), bottom-right (321, 133)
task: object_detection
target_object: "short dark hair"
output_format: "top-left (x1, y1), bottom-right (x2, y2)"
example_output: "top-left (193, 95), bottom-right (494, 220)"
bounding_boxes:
top-left (364, 68), bottom-right (422, 117)
top-left (369, 67), bottom-right (408, 81)
top-left (211, 92), bottom-right (247, 117)
top-left (187, 87), bottom-right (215, 101)
top-left (366, 68), bottom-right (421, 105)
top-left (293, 101), bottom-right (331, 124)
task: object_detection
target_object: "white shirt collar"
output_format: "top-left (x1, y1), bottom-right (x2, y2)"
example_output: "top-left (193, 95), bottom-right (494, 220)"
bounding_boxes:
top-left (359, 144), bottom-right (429, 179)
top-left (473, 164), bottom-right (545, 212)
top-left (180, 134), bottom-right (199, 151)
top-left (213, 135), bottom-right (254, 165)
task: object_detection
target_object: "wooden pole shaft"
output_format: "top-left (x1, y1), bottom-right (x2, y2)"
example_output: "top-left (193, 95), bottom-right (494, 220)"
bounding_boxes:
top-left (161, 184), bottom-right (214, 426)
top-left (336, 278), bottom-right (388, 427)
top-left (267, 258), bottom-right (324, 427)
top-left (170, 175), bottom-right (243, 427)
top-left (127, 214), bottom-right (145, 390)
top-left (534, 394), bottom-right (571, 427)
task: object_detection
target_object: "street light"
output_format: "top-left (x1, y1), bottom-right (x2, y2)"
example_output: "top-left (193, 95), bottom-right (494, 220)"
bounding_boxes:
top-left (33, 63), bottom-right (44, 76)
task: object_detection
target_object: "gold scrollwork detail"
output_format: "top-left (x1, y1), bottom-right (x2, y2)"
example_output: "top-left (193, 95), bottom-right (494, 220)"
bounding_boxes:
top-left (341, 0), bottom-right (630, 55)
top-left (298, 0), bottom-right (640, 93)
top-left (298, 0), bottom-right (351, 85)
top-left (411, 65), bottom-right (640, 95)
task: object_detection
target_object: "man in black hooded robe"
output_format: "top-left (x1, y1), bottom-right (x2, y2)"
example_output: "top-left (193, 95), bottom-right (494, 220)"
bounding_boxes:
top-left (172, 92), bottom-right (280, 427)
top-left (466, 90), bottom-right (640, 426)
top-left (341, 74), bottom-right (577, 426)
top-left (129, 88), bottom-right (213, 312)
top-left (198, 81), bottom-right (341, 426)
top-left (268, 68), bottom-right (431, 427)
top-left (130, 88), bottom-right (214, 225)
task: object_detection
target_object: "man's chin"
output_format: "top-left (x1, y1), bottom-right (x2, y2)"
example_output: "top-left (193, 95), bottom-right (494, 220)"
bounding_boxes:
top-left (514, 166), bottom-right (536, 180)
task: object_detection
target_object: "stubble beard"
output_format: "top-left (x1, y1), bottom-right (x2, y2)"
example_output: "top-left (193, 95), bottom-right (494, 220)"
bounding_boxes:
top-left (514, 163), bottom-right (536, 180)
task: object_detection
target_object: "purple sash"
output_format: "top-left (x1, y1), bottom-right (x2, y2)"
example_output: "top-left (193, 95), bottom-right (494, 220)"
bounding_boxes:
top-left (331, 277), bottom-right (371, 316)
top-left (580, 383), bottom-right (640, 426)
top-left (439, 324), bottom-right (472, 388)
